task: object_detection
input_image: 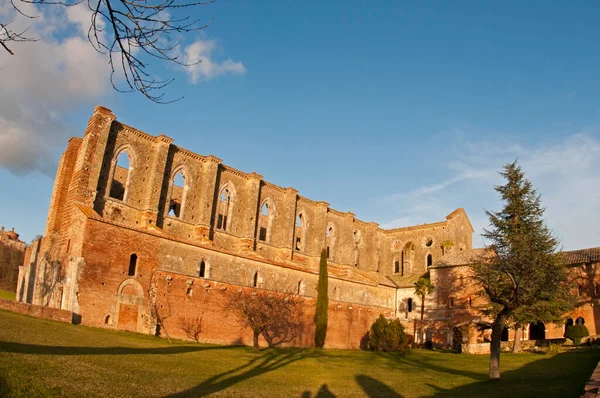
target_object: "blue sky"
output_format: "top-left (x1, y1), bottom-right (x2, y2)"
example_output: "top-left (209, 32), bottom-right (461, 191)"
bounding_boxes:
top-left (1, 1), bottom-right (600, 249)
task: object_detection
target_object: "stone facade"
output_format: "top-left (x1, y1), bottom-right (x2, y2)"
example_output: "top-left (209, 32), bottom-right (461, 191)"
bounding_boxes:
top-left (0, 226), bottom-right (26, 291)
top-left (16, 105), bottom-right (598, 350)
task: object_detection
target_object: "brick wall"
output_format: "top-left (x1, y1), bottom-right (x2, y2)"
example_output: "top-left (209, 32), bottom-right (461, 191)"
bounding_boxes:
top-left (0, 298), bottom-right (73, 323)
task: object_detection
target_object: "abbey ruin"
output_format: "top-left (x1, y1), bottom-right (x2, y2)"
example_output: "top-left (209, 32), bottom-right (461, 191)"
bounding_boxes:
top-left (15, 106), bottom-right (600, 349)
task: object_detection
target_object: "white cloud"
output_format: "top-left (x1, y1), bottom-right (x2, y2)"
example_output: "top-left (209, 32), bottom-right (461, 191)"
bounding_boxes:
top-left (183, 39), bottom-right (246, 83)
top-left (0, 4), bottom-right (109, 175)
top-left (380, 131), bottom-right (600, 250)
top-left (0, 5), bottom-right (244, 175)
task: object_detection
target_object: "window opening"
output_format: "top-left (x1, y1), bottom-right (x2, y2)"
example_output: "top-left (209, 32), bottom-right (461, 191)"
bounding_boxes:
top-left (128, 254), bottom-right (138, 276)
top-left (217, 188), bottom-right (231, 230)
top-left (199, 261), bottom-right (206, 278)
top-left (109, 151), bottom-right (130, 201)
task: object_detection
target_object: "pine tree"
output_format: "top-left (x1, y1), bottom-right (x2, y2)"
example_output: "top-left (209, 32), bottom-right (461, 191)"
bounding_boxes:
top-left (472, 161), bottom-right (567, 379)
top-left (314, 248), bottom-right (329, 348)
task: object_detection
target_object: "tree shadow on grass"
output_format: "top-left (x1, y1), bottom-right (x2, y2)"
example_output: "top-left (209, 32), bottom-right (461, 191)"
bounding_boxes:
top-left (301, 384), bottom-right (337, 397)
top-left (423, 349), bottom-right (600, 398)
top-left (0, 341), bottom-right (237, 356)
top-left (356, 375), bottom-right (403, 397)
top-left (372, 351), bottom-right (487, 381)
top-left (164, 348), bottom-right (314, 397)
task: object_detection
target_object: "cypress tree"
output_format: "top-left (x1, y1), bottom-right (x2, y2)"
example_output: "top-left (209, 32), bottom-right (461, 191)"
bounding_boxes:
top-left (314, 248), bottom-right (328, 348)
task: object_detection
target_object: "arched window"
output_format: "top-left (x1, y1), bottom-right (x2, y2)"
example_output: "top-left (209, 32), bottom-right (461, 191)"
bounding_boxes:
top-left (128, 254), bottom-right (137, 276)
top-left (427, 254), bottom-right (433, 267)
top-left (449, 298), bottom-right (454, 308)
top-left (565, 318), bottom-right (574, 333)
top-left (104, 315), bottom-right (111, 324)
top-left (468, 297), bottom-right (472, 307)
top-left (529, 321), bottom-right (545, 340)
top-left (576, 317), bottom-right (585, 325)
top-left (199, 261), bottom-right (206, 278)
top-left (217, 185), bottom-right (234, 231)
top-left (257, 199), bottom-right (274, 243)
top-left (297, 280), bottom-right (305, 295)
top-left (252, 271), bottom-right (263, 288)
top-left (326, 225), bottom-right (335, 260)
top-left (407, 298), bottom-right (413, 312)
top-left (109, 150), bottom-right (131, 201)
top-left (353, 247), bottom-right (359, 268)
top-left (394, 258), bottom-right (400, 274)
top-left (402, 242), bottom-right (415, 275)
top-left (295, 212), bottom-right (306, 252)
top-left (168, 171), bottom-right (185, 218)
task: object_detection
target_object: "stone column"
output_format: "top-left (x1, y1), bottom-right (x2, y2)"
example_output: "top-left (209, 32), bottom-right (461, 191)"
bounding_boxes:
top-left (194, 155), bottom-right (221, 240)
top-left (140, 134), bottom-right (173, 228)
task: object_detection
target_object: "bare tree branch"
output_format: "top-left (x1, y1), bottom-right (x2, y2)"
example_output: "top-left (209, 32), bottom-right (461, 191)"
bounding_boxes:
top-left (3, 0), bottom-right (215, 102)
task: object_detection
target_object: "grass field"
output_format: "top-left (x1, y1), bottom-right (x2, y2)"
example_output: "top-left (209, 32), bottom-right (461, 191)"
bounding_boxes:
top-left (0, 310), bottom-right (598, 397)
top-left (0, 289), bottom-right (15, 300)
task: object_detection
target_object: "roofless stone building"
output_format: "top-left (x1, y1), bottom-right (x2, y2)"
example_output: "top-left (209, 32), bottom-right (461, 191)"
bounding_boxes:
top-left (16, 106), bottom-right (600, 349)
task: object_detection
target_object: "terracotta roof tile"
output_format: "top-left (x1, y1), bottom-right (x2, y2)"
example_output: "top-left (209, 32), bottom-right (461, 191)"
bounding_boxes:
top-left (561, 247), bottom-right (600, 265)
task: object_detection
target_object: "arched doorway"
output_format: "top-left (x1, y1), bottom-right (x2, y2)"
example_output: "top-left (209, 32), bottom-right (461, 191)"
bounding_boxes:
top-left (116, 279), bottom-right (144, 333)
top-left (529, 321), bottom-right (545, 340)
top-left (501, 326), bottom-right (509, 342)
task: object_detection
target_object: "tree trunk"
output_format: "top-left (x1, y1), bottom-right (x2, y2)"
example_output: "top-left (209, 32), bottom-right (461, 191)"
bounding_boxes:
top-left (489, 308), bottom-right (510, 379)
top-left (512, 325), bottom-right (522, 353)
top-left (420, 295), bottom-right (425, 344)
top-left (253, 330), bottom-right (260, 351)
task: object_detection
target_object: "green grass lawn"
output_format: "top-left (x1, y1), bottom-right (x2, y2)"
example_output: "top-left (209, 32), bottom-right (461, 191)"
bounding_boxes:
top-left (0, 289), bottom-right (15, 301)
top-left (0, 310), bottom-right (598, 397)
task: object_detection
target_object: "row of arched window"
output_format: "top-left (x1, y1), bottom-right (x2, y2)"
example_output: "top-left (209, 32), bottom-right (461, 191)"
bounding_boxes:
top-left (108, 149), bottom-right (434, 272)
top-left (393, 251), bottom-right (433, 275)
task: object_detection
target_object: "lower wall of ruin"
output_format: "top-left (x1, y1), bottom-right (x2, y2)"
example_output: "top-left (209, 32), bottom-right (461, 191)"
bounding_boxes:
top-left (71, 218), bottom-right (396, 349)
top-left (0, 298), bottom-right (73, 323)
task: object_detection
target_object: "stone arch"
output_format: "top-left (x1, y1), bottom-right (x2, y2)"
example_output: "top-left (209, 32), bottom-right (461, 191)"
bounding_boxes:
top-left (167, 165), bottom-right (191, 219)
top-left (294, 211), bottom-right (307, 252)
top-left (108, 144), bottom-right (137, 202)
top-left (297, 280), bottom-right (305, 295)
top-left (257, 198), bottom-right (275, 243)
top-left (198, 259), bottom-right (210, 278)
top-left (401, 242), bottom-right (415, 275)
top-left (529, 321), bottom-right (545, 340)
top-left (426, 253), bottom-right (433, 268)
top-left (326, 223), bottom-right (336, 260)
top-left (564, 318), bottom-right (574, 336)
top-left (252, 271), bottom-right (263, 288)
top-left (115, 278), bottom-right (144, 333)
top-left (216, 182), bottom-right (236, 232)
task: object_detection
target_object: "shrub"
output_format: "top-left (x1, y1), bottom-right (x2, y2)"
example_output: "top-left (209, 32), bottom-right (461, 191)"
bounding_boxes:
top-left (360, 331), bottom-right (371, 350)
top-left (565, 324), bottom-right (589, 345)
top-left (368, 315), bottom-right (410, 352)
top-left (587, 337), bottom-right (600, 347)
top-left (545, 343), bottom-right (563, 355)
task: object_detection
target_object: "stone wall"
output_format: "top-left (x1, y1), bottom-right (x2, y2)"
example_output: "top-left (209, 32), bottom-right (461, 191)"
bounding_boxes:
top-left (0, 298), bottom-right (73, 323)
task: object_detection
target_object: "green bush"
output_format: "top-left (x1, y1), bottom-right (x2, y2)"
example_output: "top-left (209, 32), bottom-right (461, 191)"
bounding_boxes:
top-left (367, 315), bottom-right (410, 352)
top-left (545, 344), bottom-right (563, 355)
top-left (565, 324), bottom-right (589, 345)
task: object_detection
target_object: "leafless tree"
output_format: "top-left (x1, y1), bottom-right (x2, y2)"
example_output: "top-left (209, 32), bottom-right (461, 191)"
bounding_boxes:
top-left (2, 0), bottom-right (215, 102)
top-left (226, 288), bottom-right (305, 351)
top-left (181, 316), bottom-right (203, 342)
